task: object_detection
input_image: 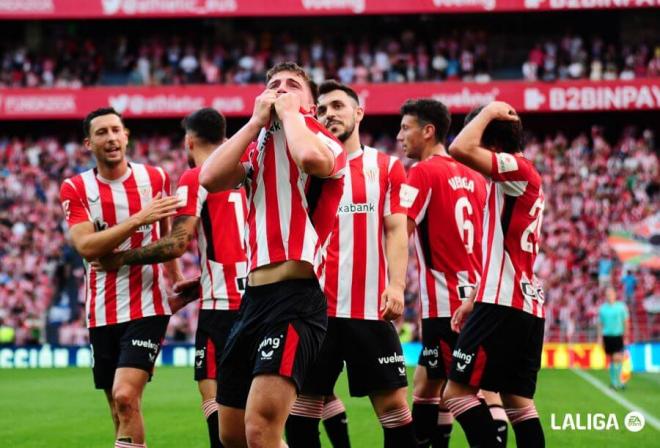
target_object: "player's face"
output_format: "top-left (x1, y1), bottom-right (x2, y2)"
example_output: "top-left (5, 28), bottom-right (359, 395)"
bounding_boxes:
top-left (184, 133), bottom-right (195, 168)
top-left (317, 90), bottom-right (362, 143)
top-left (85, 114), bottom-right (128, 167)
top-left (397, 114), bottom-right (425, 160)
top-left (267, 71), bottom-right (315, 111)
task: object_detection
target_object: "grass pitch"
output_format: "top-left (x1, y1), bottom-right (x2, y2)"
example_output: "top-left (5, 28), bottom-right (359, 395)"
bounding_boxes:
top-left (1, 367), bottom-right (657, 447)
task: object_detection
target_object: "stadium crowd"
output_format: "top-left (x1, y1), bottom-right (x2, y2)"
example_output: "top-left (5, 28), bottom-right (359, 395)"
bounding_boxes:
top-left (522, 35), bottom-right (660, 82)
top-left (0, 125), bottom-right (657, 345)
top-left (0, 30), bottom-right (491, 87)
top-left (2, 27), bottom-right (658, 88)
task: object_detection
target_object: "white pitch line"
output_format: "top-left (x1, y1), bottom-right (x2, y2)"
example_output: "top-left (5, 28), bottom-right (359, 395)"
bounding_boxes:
top-left (571, 368), bottom-right (660, 431)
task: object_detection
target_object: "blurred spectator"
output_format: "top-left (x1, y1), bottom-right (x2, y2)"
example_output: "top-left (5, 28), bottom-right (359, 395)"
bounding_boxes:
top-left (523, 35), bottom-right (658, 82)
top-left (0, 28), bottom-right (493, 87)
top-left (621, 270), bottom-right (638, 304)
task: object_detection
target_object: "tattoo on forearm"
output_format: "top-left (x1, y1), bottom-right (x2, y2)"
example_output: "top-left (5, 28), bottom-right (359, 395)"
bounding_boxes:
top-left (121, 216), bottom-right (194, 265)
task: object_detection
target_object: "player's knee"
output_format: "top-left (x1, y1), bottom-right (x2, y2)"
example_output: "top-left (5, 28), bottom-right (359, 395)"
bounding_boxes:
top-left (245, 414), bottom-right (271, 446)
top-left (112, 388), bottom-right (139, 416)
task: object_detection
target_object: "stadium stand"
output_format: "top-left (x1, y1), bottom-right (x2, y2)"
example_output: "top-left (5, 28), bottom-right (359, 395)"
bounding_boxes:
top-left (0, 14), bottom-right (657, 87)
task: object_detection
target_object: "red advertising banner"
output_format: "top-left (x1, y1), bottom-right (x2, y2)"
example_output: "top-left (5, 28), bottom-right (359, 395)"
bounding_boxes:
top-left (0, 0), bottom-right (657, 19)
top-left (0, 80), bottom-right (658, 119)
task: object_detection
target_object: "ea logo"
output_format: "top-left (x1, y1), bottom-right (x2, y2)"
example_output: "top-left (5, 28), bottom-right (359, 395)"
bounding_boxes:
top-left (624, 411), bottom-right (645, 432)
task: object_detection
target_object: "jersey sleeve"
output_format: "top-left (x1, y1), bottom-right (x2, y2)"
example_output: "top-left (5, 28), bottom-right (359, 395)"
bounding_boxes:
top-left (622, 303), bottom-right (629, 320)
top-left (402, 163), bottom-right (431, 224)
top-left (490, 153), bottom-right (540, 197)
top-left (175, 169), bottom-right (206, 218)
top-left (59, 180), bottom-right (91, 227)
top-left (384, 157), bottom-right (407, 216)
top-left (304, 115), bottom-right (346, 179)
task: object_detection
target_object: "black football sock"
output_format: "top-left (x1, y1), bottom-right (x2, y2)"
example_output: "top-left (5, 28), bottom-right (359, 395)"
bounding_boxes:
top-left (323, 412), bottom-right (350, 448)
top-left (433, 408), bottom-right (453, 448)
top-left (412, 402), bottom-right (439, 447)
top-left (446, 396), bottom-right (498, 447)
top-left (286, 415), bottom-right (321, 448)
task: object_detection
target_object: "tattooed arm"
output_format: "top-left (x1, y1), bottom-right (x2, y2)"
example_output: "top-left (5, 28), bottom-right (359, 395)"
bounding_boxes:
top-left (93, 215), bottom-right (198, 271)
top-left (160, 215), bottom-right (185, 284)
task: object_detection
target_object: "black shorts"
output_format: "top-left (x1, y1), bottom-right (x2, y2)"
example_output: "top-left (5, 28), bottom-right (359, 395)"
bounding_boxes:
top-left (448, 303), bottom-right (544, 399)
top-left (217, 278), bottom-right (327, 409)
top-left (418, 318), bottom-right (458, 380)
top-left (88, 315), bottom-right (170, 390)
top-left (603, 336), bottom-right (624, 355)
top-left (301, 317), bottom-right (408, 397)
top-left (194, 310), bottom-right (238, 382)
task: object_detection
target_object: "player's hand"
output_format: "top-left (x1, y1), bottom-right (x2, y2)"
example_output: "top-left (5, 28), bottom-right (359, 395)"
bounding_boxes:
top-left (132, 193), bottom-right (180, 227)
top-left (90, 253), bottom-right (123, 272)
top-left (380, 285), bottom-right (405, 321)
top-left (483, 101), bottom-right (519, 122)
top-left (451, 300), bottom-right (474, 333)
top-left (274, 92), bottom-right (301, 119)
top-left (249, 89), bottom-right (277, 128)
top-left (169, 276), bottom-right (201, 313)
top-left (173, 276), bottom-right (201, 296)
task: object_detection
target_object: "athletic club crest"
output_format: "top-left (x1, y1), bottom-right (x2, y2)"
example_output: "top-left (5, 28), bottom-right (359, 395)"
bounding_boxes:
top-left (364, 168), bottom-right (378, 183)
top-left (139, 185), bottom-right (152, 199)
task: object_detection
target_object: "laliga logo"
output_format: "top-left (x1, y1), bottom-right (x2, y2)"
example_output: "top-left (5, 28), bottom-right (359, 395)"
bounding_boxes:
top-left (550, 411), bottom-right (646, 432)
top-left (524, 88), bottom-right (546, 111)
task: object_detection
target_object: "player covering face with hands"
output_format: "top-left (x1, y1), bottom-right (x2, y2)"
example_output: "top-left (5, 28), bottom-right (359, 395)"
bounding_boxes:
top-left (200, 62), bottom-right (346, 448)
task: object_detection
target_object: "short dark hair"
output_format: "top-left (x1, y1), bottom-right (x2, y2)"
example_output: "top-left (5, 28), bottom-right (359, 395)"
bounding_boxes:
top-left (464, 105), bottom-right (523, 154)
top-left (400, 99), bottom-right (451, 144)
top-left (318, 79), bottom-right (359, 105)
top-left (266, 61), bottom-right (319, 103)
top-left (83, 107), bottom-right (123, 138)
top-left (181, 108), bottom-right (226, 144)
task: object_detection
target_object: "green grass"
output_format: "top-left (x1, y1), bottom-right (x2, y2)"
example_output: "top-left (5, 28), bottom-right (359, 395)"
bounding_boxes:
top-left (1, 367), bottom-right (658, 447)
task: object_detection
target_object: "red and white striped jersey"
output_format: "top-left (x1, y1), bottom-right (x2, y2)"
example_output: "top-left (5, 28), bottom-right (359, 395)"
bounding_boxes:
top-left (403, 155), bottom-right (487, 319)
top-left (242, 110), bottom-right (346, 273)
top-left (59, 163), bottom-right (171, 328)
top-left (318, 146), bottom-right (407, 320)
top-left (476, 152), bottom-right (545, 318)
top-left (175, 167), bottom-right (248, 311)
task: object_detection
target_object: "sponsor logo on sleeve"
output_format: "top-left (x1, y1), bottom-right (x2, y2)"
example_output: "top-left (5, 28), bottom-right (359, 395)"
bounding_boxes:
top-left (399, 184), bottom-right (419, 208)
top-left (496, 153), bottom-right (519, 173)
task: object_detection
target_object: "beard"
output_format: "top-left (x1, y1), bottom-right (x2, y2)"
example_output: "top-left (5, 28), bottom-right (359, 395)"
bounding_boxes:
top-left (328, 119), bottom-right (355, 143)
